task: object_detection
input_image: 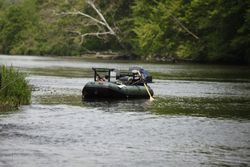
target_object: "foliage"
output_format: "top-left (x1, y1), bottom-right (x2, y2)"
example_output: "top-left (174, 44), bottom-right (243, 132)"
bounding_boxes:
top-left (0, 0), bottom-right (249, 64)
top-left (131, 0), bottom-right (250, 64)
top-left (0, 0), bottom-right (43, 54)
top-left (131, 0), bottom-right (182, 58)
top-left (0, 65), bottom-right (31, 109)
top-left (183, 0), bottom-right (250, 63)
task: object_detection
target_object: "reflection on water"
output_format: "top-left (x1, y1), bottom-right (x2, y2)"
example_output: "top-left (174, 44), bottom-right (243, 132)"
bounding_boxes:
top-left (1, 55), bottom-right (250, 81)
top-left (28, 76), bottom-right (250, 99)
top-left (83, 99), bottom-right (152, 113)
top-left (0, 55), bottom-right (167, 71)
top-left (28, 75), bottom-right (250, 119)
top-left (0, 55), bottom-right (250, 166)
top-left (151, 96), bottom-right (250, 119)
top-left (151, 79), bottom-right (250, 97)
top-left (1, 104), bottom-right (249, 167)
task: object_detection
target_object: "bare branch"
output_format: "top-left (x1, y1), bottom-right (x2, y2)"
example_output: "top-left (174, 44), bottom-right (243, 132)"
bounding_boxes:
top-left (68, 30), bottom-right (113, 44)
top-left (171, 15), bottom-right (199, 40)
top-left (59, 11), bottom-right (106, 26)
top-left (57, 1), bottom-right (116, 36)
top-left (87, 0), bottom-right (115, 35)
top-left (56, 0), bottom-right (126, 49)
top-left (81, 32), bottom-right (114, 37)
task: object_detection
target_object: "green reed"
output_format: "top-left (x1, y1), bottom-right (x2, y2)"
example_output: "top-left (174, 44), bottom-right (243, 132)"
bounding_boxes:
top-left (0, 65), bottom-right (31, 111)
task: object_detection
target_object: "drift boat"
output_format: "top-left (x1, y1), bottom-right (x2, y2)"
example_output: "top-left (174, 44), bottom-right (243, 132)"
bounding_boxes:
top-left (82, 68), bottom-right (154, 99)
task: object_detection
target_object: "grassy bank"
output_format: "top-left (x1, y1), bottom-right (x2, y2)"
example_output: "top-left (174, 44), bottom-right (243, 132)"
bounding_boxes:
top-left (0, 65), bottom-right (31, 111)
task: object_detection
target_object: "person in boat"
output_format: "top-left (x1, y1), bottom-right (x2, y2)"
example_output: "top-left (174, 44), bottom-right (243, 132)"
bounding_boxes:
top-left (125, 70), bottom-right (144, 85)
top-left (129, 66), bottom-right (152, 83)
top-left (96, 74), bottom-right (106, 82)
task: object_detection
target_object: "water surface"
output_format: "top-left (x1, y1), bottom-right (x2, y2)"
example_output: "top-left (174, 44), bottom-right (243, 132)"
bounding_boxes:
top-left (0, 55), bottom-right (250, 166)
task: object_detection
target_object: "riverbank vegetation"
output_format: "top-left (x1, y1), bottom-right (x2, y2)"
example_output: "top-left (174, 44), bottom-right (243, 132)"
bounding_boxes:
top-left (0, 65), bottom-right (31, 111)
top-left (0, 0), bottom-right (249, 64)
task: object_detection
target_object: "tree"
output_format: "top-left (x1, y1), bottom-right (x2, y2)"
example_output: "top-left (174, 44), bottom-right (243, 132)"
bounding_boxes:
top-left (130, 0), bottom-right (249, 64)
top-left (0, 0), bottom-right (42, 54)
top-left (0, 0), bottom-right (249, 64)
top-left (183, 0), bottom-right (250, 63)
top-left (55, 0), bottom-right (130, 53)
top-left (130, 0), bottom-right (199, 59)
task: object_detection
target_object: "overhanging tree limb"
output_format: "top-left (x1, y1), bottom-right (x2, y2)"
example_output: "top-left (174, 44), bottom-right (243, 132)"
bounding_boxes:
top-left (57, 0), bottom-right (116, 43)
top-left (171, 15), bottom-right (199, 40)
top-left (60, 10), bottom-right (106, 26)
top-left (87, 0), bottom-right (115, 35)
top-left (70, 30), bottom-right (114, 44)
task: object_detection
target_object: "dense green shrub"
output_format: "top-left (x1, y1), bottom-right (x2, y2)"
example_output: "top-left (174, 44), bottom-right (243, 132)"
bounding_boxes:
top-left (0, 0), bottom-right (249, 64)
top-left (0, 65), bottom-right (31, 110)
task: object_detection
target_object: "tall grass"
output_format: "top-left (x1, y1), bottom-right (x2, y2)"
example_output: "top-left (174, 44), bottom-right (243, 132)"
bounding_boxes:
top-left (0, 65), bottom-right (31, 110)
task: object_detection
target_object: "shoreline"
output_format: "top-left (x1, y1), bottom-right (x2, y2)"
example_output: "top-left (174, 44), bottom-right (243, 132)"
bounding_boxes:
top-left (1, 54), bottom-right (249, 65)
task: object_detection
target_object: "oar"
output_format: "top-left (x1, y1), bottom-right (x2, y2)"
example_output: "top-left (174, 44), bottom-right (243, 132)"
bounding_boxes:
top-left (136, 70), bottom-right (154, 101)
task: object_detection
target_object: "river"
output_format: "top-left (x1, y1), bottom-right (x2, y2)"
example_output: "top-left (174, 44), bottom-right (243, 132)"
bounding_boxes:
top-left (0, 55), bottom-right (250, 166)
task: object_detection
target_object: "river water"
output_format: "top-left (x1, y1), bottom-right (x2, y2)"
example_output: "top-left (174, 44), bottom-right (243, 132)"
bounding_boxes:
top-left (0, 55), bottom-right (250, 166)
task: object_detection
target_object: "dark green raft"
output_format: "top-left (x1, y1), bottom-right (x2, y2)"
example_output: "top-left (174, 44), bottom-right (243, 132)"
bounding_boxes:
top-left (82, 68), bottom-right (154, 99)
